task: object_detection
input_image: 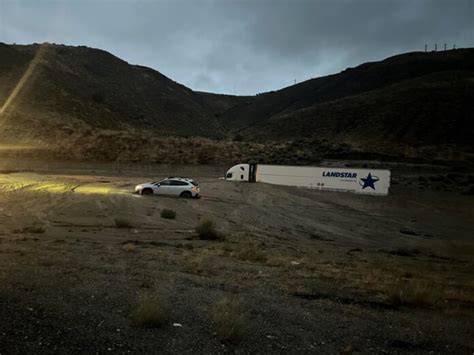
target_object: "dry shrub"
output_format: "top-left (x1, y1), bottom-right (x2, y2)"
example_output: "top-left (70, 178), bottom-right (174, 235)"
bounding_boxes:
top-left (442, 240), bottom-right (474, 259)
top-left (122, 243), bottom-right (136, 252)
top-left (181, 249), bottom-right (212, 275)
top-left (195, 219), bottom-right (224, 241)
top-left (132, 294), bottom-right (170, 328)
top-left (387, 279), bottom-right (442, 307)
top-left (114, 217), bottom-right (134, 229)
top-left (14, 226), bottom-right (46, 234)
top-left (227, 233), bottom-right (266, 262)
top-left (161, 209), bottom-right (176, 219)
top-left (213, 297), bottom-right (245, 344)
top-left (196, 146), bottom-right (215, 164)
top-left (388, 247), bottom-right (421, 257)
top-left (215, 243), bottom-right (235, 256)
top-left (232, 241), bottom-right (266, 263)
top-left (266, 255), bottom-right (292, 267)
top-left (358, 270), bottom-right (380, 287)
top-left (40, 259), bottom-right (55, 267)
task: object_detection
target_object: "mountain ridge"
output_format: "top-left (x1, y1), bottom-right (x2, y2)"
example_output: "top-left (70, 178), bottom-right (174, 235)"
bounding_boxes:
top-left (0, 42), bottom-right (473, 159)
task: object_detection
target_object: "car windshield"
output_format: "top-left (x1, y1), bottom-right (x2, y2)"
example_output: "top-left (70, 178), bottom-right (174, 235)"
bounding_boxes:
top-left (190, 181), bottom-right (198, 186)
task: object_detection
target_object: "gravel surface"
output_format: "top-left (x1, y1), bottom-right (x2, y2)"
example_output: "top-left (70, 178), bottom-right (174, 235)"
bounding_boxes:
top-left (0, 162), bottom-right (473, 353)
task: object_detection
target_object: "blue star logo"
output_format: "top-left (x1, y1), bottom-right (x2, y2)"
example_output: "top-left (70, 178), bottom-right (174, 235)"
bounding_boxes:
top-left (360, 173), bottom-right (379, 190)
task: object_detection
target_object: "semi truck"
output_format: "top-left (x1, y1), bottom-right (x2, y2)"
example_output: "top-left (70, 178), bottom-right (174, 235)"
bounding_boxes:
top-left (224, 163), bottom-right (391, 195)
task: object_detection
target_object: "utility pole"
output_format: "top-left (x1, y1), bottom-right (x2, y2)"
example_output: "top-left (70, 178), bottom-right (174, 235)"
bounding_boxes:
top-left (424, 44), bottom-right (427, 52)
top-left (444, 43), bottom-right (447, 51)
top-left (434, 43), bottom-right (437, 51)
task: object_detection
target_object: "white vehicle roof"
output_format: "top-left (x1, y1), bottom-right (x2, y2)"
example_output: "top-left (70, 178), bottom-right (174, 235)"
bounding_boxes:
top-left (164, 176), bottom-right (196, 182)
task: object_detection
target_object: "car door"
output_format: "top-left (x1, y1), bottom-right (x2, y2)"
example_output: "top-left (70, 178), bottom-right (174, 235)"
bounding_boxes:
top-left (169, 180), bottom-right (188, 196)
top-left (155, 180), bottom-right (172, 195)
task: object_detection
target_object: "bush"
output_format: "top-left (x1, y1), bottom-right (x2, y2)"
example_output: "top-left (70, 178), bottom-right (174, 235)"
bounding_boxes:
top-left (122, 243), bottom-right (136, 252)
top-left (232, 134), bottom-right (243, 142)
top-left (462, 185), bottom-right (474, 195)
top-left (91, 92), bottom-right (105, 104)
top-left (195, 219), bottom-right (224, 241)
top-left (213, 297), bottom-right (245, 344)
top-left (233, 242), bottom-right (266, 262)
top-left (132, 294), bottom-right (170, 328)
top-left (387, 280), bottom-right (441, 307)
top-left (114, 217), bottom-right (134, 229)
top-left (14, 226), bottom-right (46, 234)
top-left (388, 247), bottom-right (420, 257)
top-left (196, 146), bottom-right (215, 164)
top-left (161, 209), bottom-right (176, 219)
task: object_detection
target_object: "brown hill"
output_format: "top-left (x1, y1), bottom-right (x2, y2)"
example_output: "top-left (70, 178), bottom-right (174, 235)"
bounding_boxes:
top-left (219, 49), bottom-right (474, 147)
top-left (242, 70), bottom-right (474, 146)
top-left (0, 43), bottom-right (472, 160)
top-left (0, 43), bottom-right (247, 140)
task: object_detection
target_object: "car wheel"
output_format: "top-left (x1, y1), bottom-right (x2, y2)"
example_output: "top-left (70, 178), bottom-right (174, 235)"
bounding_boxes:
top-left (141, 188), bottom-right (153, 195)
top-left (180, 191), bottom-right (192, 198)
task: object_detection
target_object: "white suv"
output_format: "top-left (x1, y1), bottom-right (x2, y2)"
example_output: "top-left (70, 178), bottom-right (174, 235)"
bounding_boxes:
top-left (135, 177), bottom-right (200, 198)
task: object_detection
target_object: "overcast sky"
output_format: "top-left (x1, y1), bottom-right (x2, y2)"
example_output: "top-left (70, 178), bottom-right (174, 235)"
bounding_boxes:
top-left (0, 0), bottom-right (472, 95)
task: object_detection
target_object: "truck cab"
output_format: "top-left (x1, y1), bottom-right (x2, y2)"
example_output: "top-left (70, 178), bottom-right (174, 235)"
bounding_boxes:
top-left (225, 163), bottom-right (250, 181)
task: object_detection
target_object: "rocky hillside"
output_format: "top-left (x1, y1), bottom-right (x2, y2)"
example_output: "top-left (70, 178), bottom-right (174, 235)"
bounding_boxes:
top-left (0, 43), bottom-right (472, 159)
top-left (218, 49), bottom-right (474, 147)
top-left (0, 43), bottom-right (248, 140)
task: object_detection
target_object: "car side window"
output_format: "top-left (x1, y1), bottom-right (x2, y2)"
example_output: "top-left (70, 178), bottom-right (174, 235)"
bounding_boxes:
top-left (226, 173), bottom-right (233, 178)
top-left (170, 180), bottom-right (188, 186)
top-left (160, 180), bottom-right (170, 186)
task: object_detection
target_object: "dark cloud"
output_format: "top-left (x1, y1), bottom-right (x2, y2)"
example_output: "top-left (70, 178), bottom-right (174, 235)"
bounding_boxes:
top-left (1, 0), bottom-right (472, 95)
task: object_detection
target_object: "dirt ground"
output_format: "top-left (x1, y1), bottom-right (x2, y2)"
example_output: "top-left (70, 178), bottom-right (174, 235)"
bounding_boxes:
top-left (0, 160), bottom-right (473, 353)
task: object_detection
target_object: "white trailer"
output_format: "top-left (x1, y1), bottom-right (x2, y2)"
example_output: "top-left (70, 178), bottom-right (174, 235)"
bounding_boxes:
top-left (224, 163), bottom-right (390, 195)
